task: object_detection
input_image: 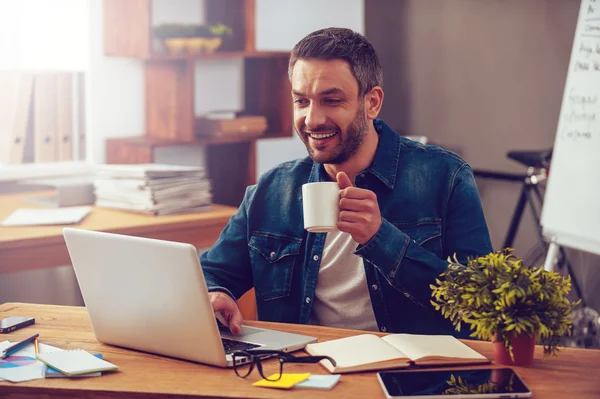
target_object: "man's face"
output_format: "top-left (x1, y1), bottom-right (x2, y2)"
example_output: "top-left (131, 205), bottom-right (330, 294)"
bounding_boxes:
top-left (291, 59), bottom-right (368, 164)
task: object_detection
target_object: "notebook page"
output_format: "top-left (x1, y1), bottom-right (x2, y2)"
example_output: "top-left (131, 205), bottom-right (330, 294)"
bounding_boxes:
top-left (382, 334), bottom-right (487, 362)
top-left (36, 349), bottom-right (118, 376)
top-left (305, 334), bottom-right (408, 369)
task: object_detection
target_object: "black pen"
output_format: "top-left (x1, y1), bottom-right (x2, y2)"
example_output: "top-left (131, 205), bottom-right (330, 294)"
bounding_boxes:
top-left (0, 333), bottom-right (40, 359)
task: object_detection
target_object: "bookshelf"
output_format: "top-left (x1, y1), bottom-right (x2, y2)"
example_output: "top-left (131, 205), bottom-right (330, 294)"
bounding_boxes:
top-left (102, 0), bottom-right (293, 206)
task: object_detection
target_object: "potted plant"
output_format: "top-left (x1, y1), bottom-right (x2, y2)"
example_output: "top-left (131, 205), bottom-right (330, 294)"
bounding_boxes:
top-left (203, 23), bottom-right (233, 54)
top-left (154, 23), bottom-right (232, 55)
top-left (153, 23), bottom-right (196, 54)
top-left (430, 249), bottom-right (580, 366)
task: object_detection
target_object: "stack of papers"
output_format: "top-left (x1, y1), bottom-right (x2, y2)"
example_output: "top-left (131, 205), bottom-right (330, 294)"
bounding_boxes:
top-left (93, 164), bottom-right (212, 216)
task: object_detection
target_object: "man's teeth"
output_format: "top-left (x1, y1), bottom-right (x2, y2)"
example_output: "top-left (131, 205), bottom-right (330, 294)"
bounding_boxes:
top-left (308, 132), bottom-right (336, 139)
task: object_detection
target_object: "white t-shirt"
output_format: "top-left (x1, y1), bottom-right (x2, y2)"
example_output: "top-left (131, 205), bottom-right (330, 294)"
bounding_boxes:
top-left (308, 230), bottom-right (379, 331)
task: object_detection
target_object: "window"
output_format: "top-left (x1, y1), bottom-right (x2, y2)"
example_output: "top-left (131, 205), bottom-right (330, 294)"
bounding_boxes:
top-left (0, 0), bottom-right (90, 178)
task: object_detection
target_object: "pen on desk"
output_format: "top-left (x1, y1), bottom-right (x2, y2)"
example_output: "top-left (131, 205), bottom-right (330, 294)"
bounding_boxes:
top-left (34, 337), bottom-right (39, 354)
top-left (0, 333), bottom-right (40, 359)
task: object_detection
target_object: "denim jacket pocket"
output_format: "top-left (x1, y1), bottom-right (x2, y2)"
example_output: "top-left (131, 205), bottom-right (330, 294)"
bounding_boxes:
top-left (392, 218), bottom-right (442, 257)
top-left (248, 232), bottom-right (302, 301)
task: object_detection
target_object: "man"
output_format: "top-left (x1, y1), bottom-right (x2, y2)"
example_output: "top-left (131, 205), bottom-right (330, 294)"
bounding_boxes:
top-left (201, 28), bottom-right (492, 337)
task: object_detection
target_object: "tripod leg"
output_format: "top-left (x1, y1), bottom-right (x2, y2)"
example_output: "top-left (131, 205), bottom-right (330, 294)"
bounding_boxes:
top-left (503, 185), bottom-right (528, 248)
top-left (559, 248), bottom-right (587, 307)
top-left (527, 186), bottom-right (587, 305)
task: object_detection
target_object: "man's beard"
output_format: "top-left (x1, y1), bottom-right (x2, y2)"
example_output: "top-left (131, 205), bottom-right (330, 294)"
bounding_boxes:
top-left (298, 106), bottom-right (368, 165)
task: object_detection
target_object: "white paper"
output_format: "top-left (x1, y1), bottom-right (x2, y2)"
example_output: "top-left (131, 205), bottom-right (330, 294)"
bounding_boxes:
top-left (0, 363), bottom-right (46, 382)
top-left (0, 206), bottom-right (91, 226)
top-left (0, 339), bottom-right (66, 381)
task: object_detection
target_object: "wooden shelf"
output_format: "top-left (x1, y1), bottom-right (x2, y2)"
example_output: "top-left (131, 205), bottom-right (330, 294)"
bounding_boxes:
top-left (103, 0), bottom-right (292, 207)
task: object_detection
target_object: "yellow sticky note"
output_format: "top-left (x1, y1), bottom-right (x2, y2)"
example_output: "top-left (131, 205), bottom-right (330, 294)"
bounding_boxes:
top-left (252, 373), bottom-right (311, 389)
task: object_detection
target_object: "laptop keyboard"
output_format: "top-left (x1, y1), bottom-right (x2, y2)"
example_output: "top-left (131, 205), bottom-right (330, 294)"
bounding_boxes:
top-left (222, 338), bottom-right (261, 354)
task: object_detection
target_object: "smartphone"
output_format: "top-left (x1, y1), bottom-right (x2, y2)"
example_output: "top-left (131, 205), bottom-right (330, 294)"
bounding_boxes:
top-left (377, 368), bottom-right (532, 399)
top-left (0, 316), bottom-right (35, 333)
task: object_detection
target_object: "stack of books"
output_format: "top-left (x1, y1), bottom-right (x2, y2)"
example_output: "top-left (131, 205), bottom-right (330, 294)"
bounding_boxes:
top-left (196, 110), bottom-right (268, 138)
top-left (93, 164), bottom-right (212, 216)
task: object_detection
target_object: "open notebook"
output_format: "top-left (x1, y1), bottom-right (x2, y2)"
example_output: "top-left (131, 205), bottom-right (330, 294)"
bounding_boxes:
top-left (304, 333), bottom-right (489, 374)
top-left (36, 349), bottom-right (118, 376)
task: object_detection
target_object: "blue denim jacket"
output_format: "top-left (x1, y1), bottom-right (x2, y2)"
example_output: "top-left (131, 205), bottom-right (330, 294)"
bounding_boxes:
top-left (201, 119), bottom-right (492, 337)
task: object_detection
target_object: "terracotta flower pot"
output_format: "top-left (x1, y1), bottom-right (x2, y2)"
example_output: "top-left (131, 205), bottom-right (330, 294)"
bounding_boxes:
top-left (203, 37), bottom-right (223, 54)
top-left (164, 38), bottom-right (187, 54)
top-left (493, 333), bottom-right (536, 367)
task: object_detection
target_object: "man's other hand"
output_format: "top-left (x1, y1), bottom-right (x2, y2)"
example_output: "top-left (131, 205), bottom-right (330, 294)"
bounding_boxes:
top-left (209, 291), bottom-right (244, 335)
top-left (336, 171), bottom-right (383, 245)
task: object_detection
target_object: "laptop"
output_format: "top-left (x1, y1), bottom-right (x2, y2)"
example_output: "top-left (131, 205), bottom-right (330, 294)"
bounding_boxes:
top-left (62, 228), bottom-right (317, 367)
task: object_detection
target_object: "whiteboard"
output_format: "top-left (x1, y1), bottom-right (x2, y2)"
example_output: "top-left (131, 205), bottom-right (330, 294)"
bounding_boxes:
top-left (541, 0), bottom-right (600, 257)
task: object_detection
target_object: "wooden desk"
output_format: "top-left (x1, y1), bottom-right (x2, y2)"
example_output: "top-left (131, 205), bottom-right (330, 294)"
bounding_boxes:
top-left (1, 303), bottom-right (599, 398)
top-left (0, 191), bottom-right (237, 274)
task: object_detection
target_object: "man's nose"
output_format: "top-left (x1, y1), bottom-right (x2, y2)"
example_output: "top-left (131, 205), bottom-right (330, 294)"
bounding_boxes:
top-left (305, 104), bottom-right (326, 129)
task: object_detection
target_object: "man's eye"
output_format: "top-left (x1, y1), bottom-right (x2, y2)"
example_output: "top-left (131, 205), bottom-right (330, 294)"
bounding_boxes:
top-left (324, 98), bottom-right (342, 105)
top-left (294, 98), bottom-right (309, 106)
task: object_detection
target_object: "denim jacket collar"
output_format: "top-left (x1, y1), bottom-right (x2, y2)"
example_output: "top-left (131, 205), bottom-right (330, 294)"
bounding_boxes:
top-left (307, 118), bottom-right (401, 188)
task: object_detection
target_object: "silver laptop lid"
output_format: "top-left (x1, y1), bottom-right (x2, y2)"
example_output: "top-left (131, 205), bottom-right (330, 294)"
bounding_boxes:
top-left (63, 228), bottom-right (229, 367)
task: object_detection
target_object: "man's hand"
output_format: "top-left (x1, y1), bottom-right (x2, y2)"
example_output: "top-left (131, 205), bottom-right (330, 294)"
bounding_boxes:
top-left (336, 171), bottom-right (383, 245)
top-left (208, 291), bottom-right (244, 335)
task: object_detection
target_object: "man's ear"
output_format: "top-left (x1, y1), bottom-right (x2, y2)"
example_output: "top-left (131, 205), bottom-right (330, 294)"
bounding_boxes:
top-left (364, 86), bottom-right (384, 120)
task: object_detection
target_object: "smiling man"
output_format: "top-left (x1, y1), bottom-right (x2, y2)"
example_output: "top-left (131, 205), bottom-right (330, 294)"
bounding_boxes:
top-left (201, 28), bottom-right (492, 337)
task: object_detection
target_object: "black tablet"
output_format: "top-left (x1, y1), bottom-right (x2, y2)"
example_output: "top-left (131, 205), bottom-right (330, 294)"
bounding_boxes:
top-left (377, 368), bottom-right (532, 399)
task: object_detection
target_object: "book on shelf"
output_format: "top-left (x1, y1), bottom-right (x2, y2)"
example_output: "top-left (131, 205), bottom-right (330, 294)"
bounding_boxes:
top-left (304, 333), bottom-right (489, 374)
top-left (196, 115), bottom-right (268, 137)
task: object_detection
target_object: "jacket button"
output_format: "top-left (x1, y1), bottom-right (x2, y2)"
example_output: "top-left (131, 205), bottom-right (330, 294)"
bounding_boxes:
top-left (313, 255), bottom-right (319, 261)
top-left (270, 251), bottom-right (276, 258)
top-left (380, 326), bottom-right (387, 332)
top-left (404, 292), bottom-right (410, 298)
top-left (371, 284), bottom-right (378, 291)
top-left (305, 297), bottom-right (311, 303)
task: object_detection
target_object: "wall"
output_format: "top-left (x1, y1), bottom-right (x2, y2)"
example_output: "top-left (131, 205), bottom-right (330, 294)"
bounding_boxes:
top-left (365, 0), bottom-right (599, 311)
top-left (88, 0), bottom-right (145, 163)
top-left (254, 0), bottom-right (365, 176)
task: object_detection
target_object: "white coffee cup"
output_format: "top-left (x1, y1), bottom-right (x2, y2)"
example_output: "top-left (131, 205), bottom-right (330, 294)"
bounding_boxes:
top-left (302, 182), bottom-right (340, 233)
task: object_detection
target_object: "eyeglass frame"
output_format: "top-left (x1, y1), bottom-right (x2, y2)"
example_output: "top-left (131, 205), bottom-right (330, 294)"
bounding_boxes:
top-left (232, 349), bottom-right (337, 381)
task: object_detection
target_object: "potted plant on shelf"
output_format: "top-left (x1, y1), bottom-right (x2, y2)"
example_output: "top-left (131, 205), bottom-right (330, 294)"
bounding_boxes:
top-left (153, 23), bottom-right (196, 54)
top-left (203, 23), bottom-right (233, 53)
top-left (430, 249), bottom-right (580, 366)
top-left (153, 23), bottom-right (232, 55)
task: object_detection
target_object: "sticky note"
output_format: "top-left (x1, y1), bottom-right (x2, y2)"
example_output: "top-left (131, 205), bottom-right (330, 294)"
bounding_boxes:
top-left (295, 374), bottom-right (341, 390)
top-left (252, 373), bottom-right (311, 389)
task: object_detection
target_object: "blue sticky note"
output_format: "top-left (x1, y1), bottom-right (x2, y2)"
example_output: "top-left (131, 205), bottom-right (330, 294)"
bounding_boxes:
top-left (294, 374), bottom-right (341, 390)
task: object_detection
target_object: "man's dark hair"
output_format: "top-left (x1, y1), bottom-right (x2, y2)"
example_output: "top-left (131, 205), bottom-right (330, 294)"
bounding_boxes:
top-left (289, 27), bottom-right (383, 96)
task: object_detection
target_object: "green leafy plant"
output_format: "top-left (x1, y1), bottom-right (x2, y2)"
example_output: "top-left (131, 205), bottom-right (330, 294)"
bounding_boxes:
top-left (430, 249), bottom-right (580, 358)
top-left (208, 23), bottom-right (232, 37)
top-left (443, 371), bottom-right (515, 395)
top-left (153, 23), bottom-right (232, 39)
top-left (444, 374), bottom-right (499, 395)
